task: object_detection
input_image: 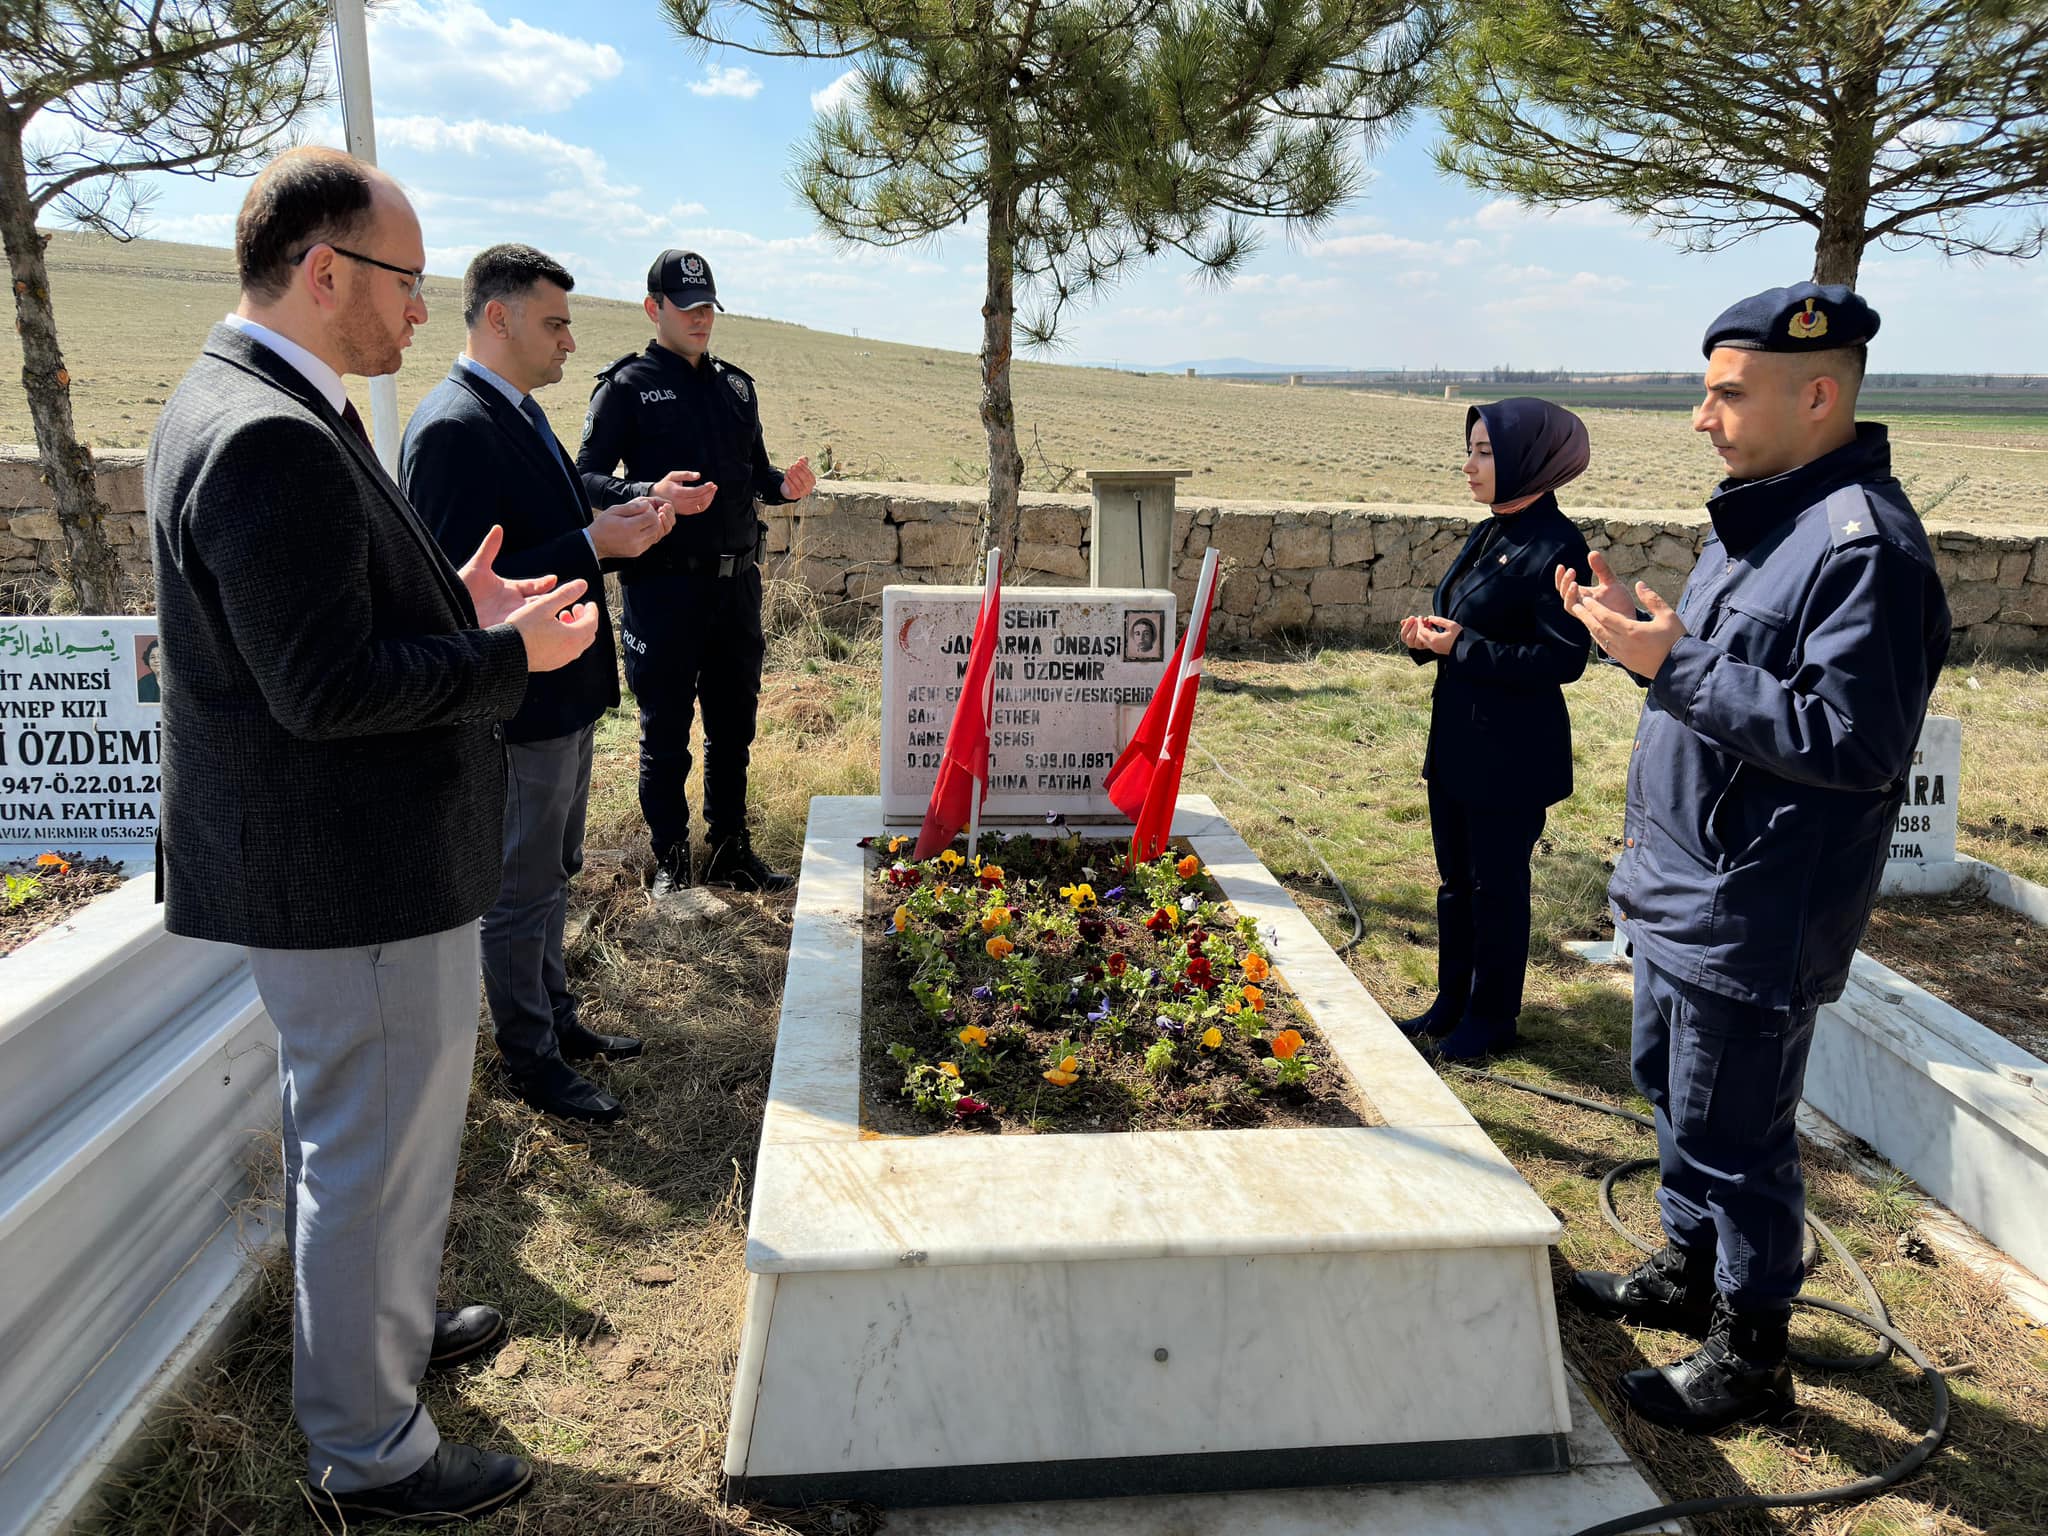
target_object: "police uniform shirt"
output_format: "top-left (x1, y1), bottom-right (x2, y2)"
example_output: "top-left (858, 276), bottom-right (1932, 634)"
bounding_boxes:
top-left (574, 341), bottom-right (789, 564)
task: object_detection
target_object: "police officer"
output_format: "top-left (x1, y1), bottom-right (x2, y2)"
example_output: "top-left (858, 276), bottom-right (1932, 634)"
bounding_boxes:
top-left (1554, 284), bottom-right (1950, 1434)
top-left (576, 250), bottom-right (817, 895)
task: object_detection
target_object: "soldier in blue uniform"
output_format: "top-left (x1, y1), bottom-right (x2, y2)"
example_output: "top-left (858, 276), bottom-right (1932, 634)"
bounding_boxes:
top-left (1555, 283), bottom-right (1951, 1433)
top-left (575, 250), bottom-right (816, 895)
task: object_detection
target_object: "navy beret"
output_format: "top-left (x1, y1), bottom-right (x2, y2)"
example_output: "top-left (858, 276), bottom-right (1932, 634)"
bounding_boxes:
top-left (1702, 282), bottom-right (1879, 358)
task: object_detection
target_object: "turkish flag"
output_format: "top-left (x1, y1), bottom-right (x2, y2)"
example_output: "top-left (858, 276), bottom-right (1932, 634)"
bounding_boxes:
top-left (914, 565), bottom-right (1003, 860)
top-left (1104, 549), bottom-right (1220, 864)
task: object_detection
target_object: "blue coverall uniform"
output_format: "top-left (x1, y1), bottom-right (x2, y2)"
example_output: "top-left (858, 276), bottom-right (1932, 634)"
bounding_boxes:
top-left (1613, 423), bottom-right (1950, 1308)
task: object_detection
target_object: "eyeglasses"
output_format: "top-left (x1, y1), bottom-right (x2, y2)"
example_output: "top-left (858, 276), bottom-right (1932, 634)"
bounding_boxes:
top-left (297, 243), bottom-right (427, 300)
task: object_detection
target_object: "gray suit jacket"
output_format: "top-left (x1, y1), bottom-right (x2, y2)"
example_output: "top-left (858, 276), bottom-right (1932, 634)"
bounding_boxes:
top-left (147, 323), bottom-right (530, 948)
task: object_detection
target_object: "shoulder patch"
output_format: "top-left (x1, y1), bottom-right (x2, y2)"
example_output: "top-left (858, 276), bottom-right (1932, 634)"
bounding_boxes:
top-left (593, 352), bottom-right (638, 384)
top-left (1823, 484), bottom-right (1879, 548)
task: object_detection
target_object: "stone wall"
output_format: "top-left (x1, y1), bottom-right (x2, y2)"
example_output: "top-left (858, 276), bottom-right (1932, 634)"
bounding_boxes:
top-left (5, 454), bottom-right (2044, 654)
top-left (0, 446), bottom-right (150, 610)
top-left (767, 480), bottom-right (2048, 654)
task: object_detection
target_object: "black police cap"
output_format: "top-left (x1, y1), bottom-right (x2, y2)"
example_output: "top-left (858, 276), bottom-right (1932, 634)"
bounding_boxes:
top-left (648, 248), bottom-right (722, 311)
top-left (1702, 282), bottom-right (1878, 358)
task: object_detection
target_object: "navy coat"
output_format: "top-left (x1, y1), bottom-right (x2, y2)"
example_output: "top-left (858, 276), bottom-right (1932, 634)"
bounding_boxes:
top-left (1412, 494), bottom-right (1594, 808)
top-left (401, 364), bottom-right (620, 744)
top-left (1612, 425), bottom-right (1951, 1011)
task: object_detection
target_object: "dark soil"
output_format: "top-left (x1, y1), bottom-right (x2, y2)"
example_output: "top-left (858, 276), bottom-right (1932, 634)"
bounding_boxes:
top-left (860, 833), bottom-right (1376, 1136)
top-left (1, 853), bottom-right (126, 957)
top-left (1863, 892), bottom-right (2048, 1061)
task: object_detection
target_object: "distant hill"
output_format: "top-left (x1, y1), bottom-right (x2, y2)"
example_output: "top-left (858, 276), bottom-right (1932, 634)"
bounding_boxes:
top-left (1150, 357), bottom-right (1355, 376)
top-left (4, 232), bottom-right (2045, 526)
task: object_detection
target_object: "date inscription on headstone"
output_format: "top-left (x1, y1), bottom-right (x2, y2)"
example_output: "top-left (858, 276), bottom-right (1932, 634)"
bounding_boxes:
top-left (881, 586), bottom-right (1175, 823)
top-left (0, 617), bottom-right (162, 865)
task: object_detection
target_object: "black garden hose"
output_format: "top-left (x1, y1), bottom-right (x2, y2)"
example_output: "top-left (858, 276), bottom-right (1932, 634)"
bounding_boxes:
top-left (1454, 1067), bottom-right (1952, 1536)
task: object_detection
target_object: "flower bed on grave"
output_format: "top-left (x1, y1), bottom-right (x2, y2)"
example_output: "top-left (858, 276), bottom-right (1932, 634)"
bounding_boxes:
top-left (860, 830), bottom-right (1373, 1135)
top-left (1864, 891), bottom-right (2048, 1060)
top-left (1, 850), bottom-right (124, 957)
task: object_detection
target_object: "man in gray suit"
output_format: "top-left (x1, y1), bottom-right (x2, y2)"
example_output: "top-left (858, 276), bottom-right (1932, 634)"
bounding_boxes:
top-left (149, 147), bottom-right (595, 1525)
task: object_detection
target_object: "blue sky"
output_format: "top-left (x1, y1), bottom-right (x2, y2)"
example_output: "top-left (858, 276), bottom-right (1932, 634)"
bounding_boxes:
top-left (127, 0), bottom-right (2048, 374)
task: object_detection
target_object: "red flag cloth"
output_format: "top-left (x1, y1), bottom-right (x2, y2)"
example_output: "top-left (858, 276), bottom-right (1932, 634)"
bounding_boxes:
top-left (913, 580), bottom-right (1003, 860)
top-left (1104, 583), bottom-right (1217, 863)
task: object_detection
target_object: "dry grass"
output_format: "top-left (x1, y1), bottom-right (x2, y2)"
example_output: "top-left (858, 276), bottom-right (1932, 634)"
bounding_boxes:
top-left (12, 231), bottom-right (2048, 528)
top-left (81, 632), bottom-right (2048, 1536)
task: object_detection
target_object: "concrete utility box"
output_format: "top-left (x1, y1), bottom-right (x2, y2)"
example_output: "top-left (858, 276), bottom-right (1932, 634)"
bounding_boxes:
top-left (1088, 468), bottom-right (1190, 590)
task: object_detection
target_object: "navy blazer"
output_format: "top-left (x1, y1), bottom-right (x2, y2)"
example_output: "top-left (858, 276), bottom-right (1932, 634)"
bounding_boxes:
top-left (1411, 495), bottom-right (1593, 808)
top-left (401, 364), bottom-right (620, 743)
top-left (148, 325), bottom-right (528, 948)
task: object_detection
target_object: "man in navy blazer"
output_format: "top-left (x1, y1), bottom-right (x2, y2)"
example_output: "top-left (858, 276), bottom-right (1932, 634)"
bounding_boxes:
top-left (401, 245), bottom-right (712, 1125)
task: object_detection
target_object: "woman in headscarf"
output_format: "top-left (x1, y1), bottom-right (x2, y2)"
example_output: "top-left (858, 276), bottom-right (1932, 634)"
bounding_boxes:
top-left (1395, 398), bottom-right (1595, 1062)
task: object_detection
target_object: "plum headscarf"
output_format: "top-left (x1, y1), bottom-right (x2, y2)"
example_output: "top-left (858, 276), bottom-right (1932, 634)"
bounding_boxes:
top-left (1466, 397), bottom-right (1591, 515)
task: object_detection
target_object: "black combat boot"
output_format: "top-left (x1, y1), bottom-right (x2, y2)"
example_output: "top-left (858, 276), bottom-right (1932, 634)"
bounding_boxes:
top-left (649, 843), bottom-right (692, 899)
top-left (703, 829), bottom-right (793, 892)
top-left (1565, 1243), bottom-right (1718, 1336)
top-left (1620, 1297), bottom-right (1796, 1434)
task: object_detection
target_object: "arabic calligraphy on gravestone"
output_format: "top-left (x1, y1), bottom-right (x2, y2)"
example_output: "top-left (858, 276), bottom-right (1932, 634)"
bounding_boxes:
top-left (880, 586), bottom-right (1176, 822)
top-left (0, 617), bottom-right (162, 864)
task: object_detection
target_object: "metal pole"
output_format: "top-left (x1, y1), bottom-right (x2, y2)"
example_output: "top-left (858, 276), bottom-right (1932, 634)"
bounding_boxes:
top-left (332, 0), bottom-right (401, 475)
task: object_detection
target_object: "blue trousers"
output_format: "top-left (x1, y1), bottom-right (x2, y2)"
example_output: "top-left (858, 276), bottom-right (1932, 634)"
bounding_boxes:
top-left (1630, 953), bottom-right (1819, 1310)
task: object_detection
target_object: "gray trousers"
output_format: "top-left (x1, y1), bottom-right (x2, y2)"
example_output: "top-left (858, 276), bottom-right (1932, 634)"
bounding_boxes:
top-left (248, 923), bottom-right (481, 1493)
top-left (481, 725), bottom-right (593, 1079)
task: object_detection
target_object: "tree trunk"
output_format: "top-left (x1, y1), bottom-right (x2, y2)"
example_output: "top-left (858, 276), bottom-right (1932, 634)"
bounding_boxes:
top-left (978, 143), bottom-right (1025, 575)
top-left (1811, 61), bottom-right (1879, 288)
top-left (0, 116), bottom-right (123, 613)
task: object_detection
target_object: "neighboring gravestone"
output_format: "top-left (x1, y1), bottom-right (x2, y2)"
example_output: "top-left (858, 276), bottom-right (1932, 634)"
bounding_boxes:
top-left (0, 616), bottom-right (161, 865)
top-left (1887, 714), bottom-right (1959, 868)
top-left (881, 585), bottom-right (1176, 823)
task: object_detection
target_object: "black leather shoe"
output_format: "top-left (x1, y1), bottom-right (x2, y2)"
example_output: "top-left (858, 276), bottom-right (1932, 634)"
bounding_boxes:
top-left (1393, 1001), bottom-right (1456, 1039)
top-left (703, 829), bottom-right (792, 892)
top-left (650, 844), bottom-right (693, 897)
top-left (306, 1440), bottom-right (533, 1526)
top-left (1620, 1299), bottom-right (1796, 1434)
top-left (509, 1065), bottom-right (623, 1124)
top-left (1425, 1015), bottom-right (1518, 1062)
top-left (557, 1021), bottom-right (644, 1063)
top-left (428, 1304), bottom-right (506, 1371)
top-left (1567, 1243), bottom-right (1718, 1337)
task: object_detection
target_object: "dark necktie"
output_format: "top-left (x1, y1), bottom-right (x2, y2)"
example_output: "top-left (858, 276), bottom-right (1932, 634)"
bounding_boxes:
top-left (518, 395), bottom-right (584, 501)
top-left (340, 398), bottom-right (372, 447)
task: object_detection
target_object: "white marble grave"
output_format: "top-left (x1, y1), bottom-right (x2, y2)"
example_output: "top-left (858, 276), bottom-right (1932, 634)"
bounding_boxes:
top-left (1804, 949), bottom-right (2048, 1283)
top-left (880, 585), bottom-right (1174, 824)
top-left (726, 795), bottom-right (1584, 1507)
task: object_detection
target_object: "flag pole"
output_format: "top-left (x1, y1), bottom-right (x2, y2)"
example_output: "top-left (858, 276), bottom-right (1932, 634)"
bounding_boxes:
top-left (1157, 548), bottom-right (1220, 764)
top-left (968, 548), bottom-right (1000, 857)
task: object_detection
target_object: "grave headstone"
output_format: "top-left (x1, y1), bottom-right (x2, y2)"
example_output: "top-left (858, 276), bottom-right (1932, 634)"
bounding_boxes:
top-left (880, 585), bottom-right (1176, 824)
top-left (0, 616), bottom-right (161, 866)
top-left (1886, 714), bottom-right (1959, 869)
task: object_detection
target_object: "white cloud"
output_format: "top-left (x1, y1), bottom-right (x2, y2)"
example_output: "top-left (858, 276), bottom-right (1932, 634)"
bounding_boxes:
top-left (368, 0), bottom-right (622, 115)
top-left (1467, 198), bottom-right (1630, 232)
top-left (145, 211), bottom-right (238, 245)
top-left (1309, 232), bottom-right (1482, 266)
top-left (1478, 269), bottom-right (1634, 316)
top-left (811, 69), bottom-right (861, 115)
top-left (381, 115), bottom-right (707, 246)
top-left (1229, 272), bottom-right (1345, 297)
top-left (690, 65), bottom-right (764, 99)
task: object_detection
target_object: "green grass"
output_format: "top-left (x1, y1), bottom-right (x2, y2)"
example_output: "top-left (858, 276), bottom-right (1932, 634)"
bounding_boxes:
top-left (82, 627), bottom-right (2048, 1536)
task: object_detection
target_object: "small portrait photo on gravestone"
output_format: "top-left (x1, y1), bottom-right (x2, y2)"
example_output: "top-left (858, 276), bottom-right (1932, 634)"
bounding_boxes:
top-left (134, 635), bottom-right (161, 706)
top-left (1124, 609), bottom-right (1165, 663)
